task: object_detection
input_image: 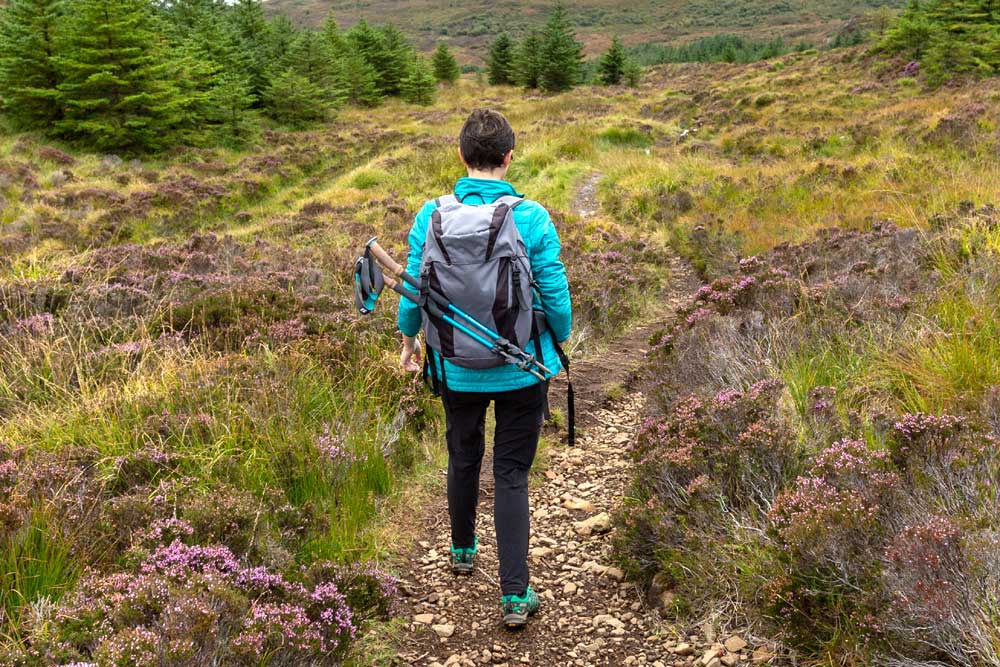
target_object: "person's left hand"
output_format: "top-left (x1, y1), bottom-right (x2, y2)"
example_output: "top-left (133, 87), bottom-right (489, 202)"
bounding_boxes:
top-left (401, 335), bottom-right (422, 372)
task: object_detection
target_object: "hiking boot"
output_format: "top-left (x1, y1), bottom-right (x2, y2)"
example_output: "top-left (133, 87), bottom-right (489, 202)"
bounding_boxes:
top-left (450, 536), bottom-right (478, 575)
top-left (501, 587), bottom-right (540, 628)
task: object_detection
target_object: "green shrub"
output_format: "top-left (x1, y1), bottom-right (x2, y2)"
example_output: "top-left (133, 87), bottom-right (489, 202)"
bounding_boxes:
top-left (598, 127), bottom-right (652, 148)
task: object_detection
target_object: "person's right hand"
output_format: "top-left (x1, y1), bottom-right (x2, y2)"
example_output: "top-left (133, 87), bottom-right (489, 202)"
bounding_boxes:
top-left (401, 335), bottom-right (422, 372)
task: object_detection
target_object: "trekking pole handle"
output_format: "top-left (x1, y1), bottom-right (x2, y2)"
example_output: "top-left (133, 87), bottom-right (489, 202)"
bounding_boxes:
top-left (366, 238), bottom-right (404, 276)
top-left (367, 237), bottom-right (421, 290)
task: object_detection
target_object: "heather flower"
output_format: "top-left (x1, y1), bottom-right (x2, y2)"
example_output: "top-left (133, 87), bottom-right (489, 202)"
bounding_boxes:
top-left (22, 544), bottom-right (386, 664)
top-left (134, 517), bottom-right (195, 547)
top-left (771, 440), bottom-right (899, 564)
top-left (812, 438), bottom-right (896, 486)
top-left (0, 459), bottom-right (17, 496)
top-left (14, 312), bottom-right (55, 336)
top-left (684, 307), bottom-right (713, 327)
top-left (887, 295), bottom-right (912, 312)
top-left (739, 255), bottom-right (764, 274)
top-left (893, 413), bottom-right (965, 441)
top-left (268, 318), bottom-right (307, 343)
top-left (713, 388), bottom-right (743, 406)
top-left (809, 386), bottom-right (837, 414)
top-left (892, 412), bottom-right (969, 467)
top-left (305, 561), bottom-right (403, 621)
top-left (103, 340), bottom-right (145, 356)
top-left (318, 425), bottom-right (363, 467)
top-left (732, 275), bottom-right (757, 293)
top-left (95, 626), bottom-right (159, 667)
top-left (884, 515), bottom-right (964, 621)
top-left (234, 593), bottom-right (354, 659)
top-left (311, 581), bottom-right (356, 640)
top-left (141, 540), bottom-right (241, 580)
top-left (235, 566), bottom-right (298, 596)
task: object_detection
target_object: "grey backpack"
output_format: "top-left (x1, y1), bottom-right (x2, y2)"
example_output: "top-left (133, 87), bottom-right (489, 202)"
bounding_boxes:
top-left (419, 194), bottom-right (534, 369)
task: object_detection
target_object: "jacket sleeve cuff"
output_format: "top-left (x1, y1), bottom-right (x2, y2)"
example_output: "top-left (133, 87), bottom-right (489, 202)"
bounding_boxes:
top-left (398, 304), bottom-right (422, 338)
top-left (549, 314), bottom-right (572, 343)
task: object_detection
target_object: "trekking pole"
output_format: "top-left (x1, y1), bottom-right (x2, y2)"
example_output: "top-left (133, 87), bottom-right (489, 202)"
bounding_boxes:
top-left (378, 272), bottom-right (547, 382)
top-left (365, 238), bottom-right (554, 377)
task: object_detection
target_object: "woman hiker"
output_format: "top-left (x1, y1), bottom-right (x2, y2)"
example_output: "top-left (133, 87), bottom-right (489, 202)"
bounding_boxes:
top-left (398, 108), bottom-right (572, 628)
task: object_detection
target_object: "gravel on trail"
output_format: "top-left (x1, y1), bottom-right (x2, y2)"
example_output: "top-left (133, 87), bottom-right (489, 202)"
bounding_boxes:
top-left (394, 394), bottom-right (772, 666)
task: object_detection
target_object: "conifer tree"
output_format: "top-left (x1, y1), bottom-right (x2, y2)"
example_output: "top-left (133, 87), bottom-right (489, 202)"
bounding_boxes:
top-left (0, 0), bottom-right (65, 128)
top-left (161, 0), bottom-right (242, 72)
top-left (515, 29), bottom-right (543, 88)
top-left (206, 70), bottom-right (257, 144)
top-left (338, 51), bottom-right (383, 106)
top-left (321, 13), bottom-right (346, 52)
top-left (320, 14), bottom-right (381, 106)
top-left (538, 4), bottom-right (583, 92)
top-left (377, 24), bottom-right (415, 95)
top-left (285, 30), bottom-right (348, 107)
top-left (347, 19), bottom-right (411, 96)
top-left (158, 0), bottom-right (221, 34)
top-left (487, 33), bottom-right (517, 85)
top-left (400, 56), bottom-right (437, 105)
top-left (229, 0), bottom-right (271, 97)
top-left (157, 0), bottom-right (260, 143)
top-left (169, 37), bottom-right (222, 145)
top-left (879, 0), bottom-right (1000, 84)
top-left (263, 67), bottom-right (330, 127)
top-left (432, 42), bottom-right (460, 83)
top-left (623, 58), bottom-right (643, 87)
top-left (345, 19), bottom-right (382, 65)
top-left (55, 0), bottom-right (185, 152)
top-left (268, 14), bottom-right (297, 61)
top-left (598, 36), bottom-right (628, 85)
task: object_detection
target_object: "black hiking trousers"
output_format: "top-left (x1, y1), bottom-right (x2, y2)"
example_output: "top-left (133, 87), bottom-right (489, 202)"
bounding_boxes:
top-left (441, 381), bottom-right (546, 598)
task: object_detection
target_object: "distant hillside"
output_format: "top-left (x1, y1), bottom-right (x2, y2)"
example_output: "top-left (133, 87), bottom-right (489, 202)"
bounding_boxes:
top-left (264, 0), bottom-right (906, 59)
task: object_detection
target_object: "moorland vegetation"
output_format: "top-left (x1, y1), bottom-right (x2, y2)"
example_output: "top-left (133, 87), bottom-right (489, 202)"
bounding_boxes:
top-left (2, 0), bottom-right (1000, 664)
top-left (267, 0), bottom-right (908, 57)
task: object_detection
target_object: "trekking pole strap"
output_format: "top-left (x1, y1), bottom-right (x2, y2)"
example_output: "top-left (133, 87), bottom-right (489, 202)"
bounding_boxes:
top-left (533, 309), bottom-right (575, 447)
top-left (551, 336), bottom-right (575, 448)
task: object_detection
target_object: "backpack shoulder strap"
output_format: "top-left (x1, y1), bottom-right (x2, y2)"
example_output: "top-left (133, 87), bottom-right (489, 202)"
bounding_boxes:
top-left (495, 195), bottom-right (525, 209)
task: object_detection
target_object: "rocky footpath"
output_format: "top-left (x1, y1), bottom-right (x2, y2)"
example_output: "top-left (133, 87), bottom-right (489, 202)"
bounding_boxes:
top-left (394, 394), bottom-right (776, 666)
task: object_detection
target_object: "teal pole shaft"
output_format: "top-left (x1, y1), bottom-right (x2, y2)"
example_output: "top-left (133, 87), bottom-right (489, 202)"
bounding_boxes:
top-left (391, 283), bottom-right (546, 381)
top-left (396, 275), bottom-right (554, 377)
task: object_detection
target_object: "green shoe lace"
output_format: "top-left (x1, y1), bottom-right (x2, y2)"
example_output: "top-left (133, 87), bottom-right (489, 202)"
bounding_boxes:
top-left (450, 536), bottom-right (478, 574)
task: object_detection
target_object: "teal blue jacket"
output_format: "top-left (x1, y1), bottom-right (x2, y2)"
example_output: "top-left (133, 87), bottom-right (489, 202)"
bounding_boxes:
top-left (398, 177), bottom-right (572, 393)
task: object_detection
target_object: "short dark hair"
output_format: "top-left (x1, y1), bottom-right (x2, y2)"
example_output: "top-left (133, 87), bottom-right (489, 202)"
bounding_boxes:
top-left (459, 109), bottom-right (515, 170)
